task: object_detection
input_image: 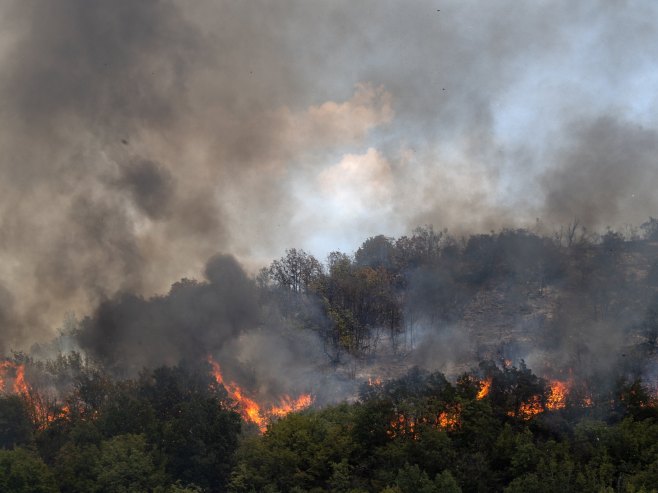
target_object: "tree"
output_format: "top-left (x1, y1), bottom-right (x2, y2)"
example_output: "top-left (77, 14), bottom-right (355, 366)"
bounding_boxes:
top-left (161, 394), bottom-right (241, 491)
top-left (641, 217), bottom-right (658, 241)
top-left (54, 441), bottom-right (100, 493)
top-left (0, 396), bottom-right (33, 449)
top-left (394, 463), bottom-right (437, 493)
top-left (394, 226), bottom-right (451, 269)
top-left (355, 235), bottom-right (396, 270)
top-left (94, 434), bottom-right (166, 493)
top-left (0, 448), bottom-right (59, 493)
top-left (229, 405), bottom-right (357, 492)
top-left (268, 248), bottom-right (323, 294)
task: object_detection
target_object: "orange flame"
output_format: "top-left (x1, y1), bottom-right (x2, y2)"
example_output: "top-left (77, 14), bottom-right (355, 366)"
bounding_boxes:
top-left (0, 360), bottom-right (28, 396)
top-left (207, 356), bottom-right (312, 432)
top-left (437, 407), bottom-right (461, 430)
top-left (546, 380), bottom-right (570, 410)
top-left (13, 364), bottom-right (28, 395)
top-left (388, 413), bottom-right (420, 438)
top-left (388, 404), bottom-right (462, 439)
top-left (508, 395), bottom-right (543, 420)
top-left (270, 394), bottom-right (314, 418)
top-left (477, 378), bottom-right (492, 400)
top-left (0, 359), bottom-right (62, 429)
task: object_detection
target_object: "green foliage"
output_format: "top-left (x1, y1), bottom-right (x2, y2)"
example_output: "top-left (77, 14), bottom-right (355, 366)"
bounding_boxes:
top-left (94, 434), bottom-right (166, 493)
top-left (0, 448), bottom-right (59, 493)
top-left (394, 463), bottom-right (437, 493)
top-left (434, 470), bottom-right (461, 493)
top-left (4, 359), bottom-right (658, 493)
top-left (53, 441), bottom-right (100, 493)
top-left (161, 393), bottom-right (241, 490)
top-left (0, 396), bottom-right (33, 449)
top-left (33, 364), bottom-right (241, 492)
top-left (226, 365), bottom-right (658, 492)
top-left (229, 405), bottom-right (357, 492)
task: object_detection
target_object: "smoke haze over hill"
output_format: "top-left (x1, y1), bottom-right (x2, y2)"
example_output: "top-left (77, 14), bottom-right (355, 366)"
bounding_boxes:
top-left (0, 0), bottom-right (658, 352)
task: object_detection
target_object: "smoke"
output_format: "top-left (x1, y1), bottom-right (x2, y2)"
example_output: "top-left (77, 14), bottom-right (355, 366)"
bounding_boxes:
top-left (77, 254), bottom-right (258, 375)
top-left (76, 253), bottom-right (353, 403)
top-left (540, 117), bottom-right (658, 228)
top-left (1, 0), bottom-right (658, 355)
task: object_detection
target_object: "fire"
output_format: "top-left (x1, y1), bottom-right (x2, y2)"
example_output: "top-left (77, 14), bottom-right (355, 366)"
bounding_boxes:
top-left (0, 359), bottom-right (60, 429)
top-left (477, 378), bottom-right (492, 399)
top-left (388, 413), bottom-right (417, 438)
top-left (509, 396), bottom-right (543, 420)
top-left (270, 394), bottom-right (314, 418)
top-left (368, 377), bottom-right (382, 386)
top-left (388, 404), bottom-right (462, 439)
top-left (207, 356), bottom-right (313, 432)
top-left (546, 380), bottom-right (570, 410)
top-left (0, 360), bottom-right (26, 394)
top-left (437, 406), bottom-right (461, 430)
top-left (0, 360), bottom-right (29, 396)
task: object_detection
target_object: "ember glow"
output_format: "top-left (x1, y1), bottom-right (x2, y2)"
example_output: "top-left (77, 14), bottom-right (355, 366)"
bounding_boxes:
top-left (207, 356), bottom-right (313, 432)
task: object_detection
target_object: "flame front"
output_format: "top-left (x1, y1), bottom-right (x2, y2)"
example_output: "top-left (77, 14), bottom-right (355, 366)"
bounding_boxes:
top-left (207, 356), bottom-right (312, 432)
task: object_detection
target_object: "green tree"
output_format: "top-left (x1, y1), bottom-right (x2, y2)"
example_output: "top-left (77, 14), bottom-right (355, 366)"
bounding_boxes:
top-left (230, 405), bottom-right (356, 492)
top-left (53, 442), bottom-right (100, 493)
top-left (268, 248), bottom-right (323, 294)
top-left (161, 394), bottom-right (241, 491)
top-left (94, 434), bottom-right (166, 493)
top-left (0, 448), bottom-right (59, 493)
top-left (0, 396), bottom-right (33, 449)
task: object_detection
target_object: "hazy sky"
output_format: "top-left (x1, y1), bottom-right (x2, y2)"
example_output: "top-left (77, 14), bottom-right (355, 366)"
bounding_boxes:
top-left (1, 0), bottom-right (657, 347)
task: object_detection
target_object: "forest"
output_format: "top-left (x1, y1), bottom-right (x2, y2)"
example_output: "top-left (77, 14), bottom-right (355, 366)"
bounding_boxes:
top-left (2, 219), bottom-right (658, 492)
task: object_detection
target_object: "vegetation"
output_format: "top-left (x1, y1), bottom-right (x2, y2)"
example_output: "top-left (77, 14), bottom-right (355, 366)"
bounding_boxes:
top-left (260, 221), bottom-right (658, 363)
top-left (1, 361), bottom-right (658, 492)
top-left (0, 364), bottom-right (240, 492)
top-left (3, 220), bottom-right (658, 491)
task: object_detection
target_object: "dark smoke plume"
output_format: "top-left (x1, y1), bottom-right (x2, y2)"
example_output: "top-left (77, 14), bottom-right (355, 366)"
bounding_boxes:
top-left (0, 0), bottom-right (657, 358)
top-left (77, 254), bottom-right (258, 375)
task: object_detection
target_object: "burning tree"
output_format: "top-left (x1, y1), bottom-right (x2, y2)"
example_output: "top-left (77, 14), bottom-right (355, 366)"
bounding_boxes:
top-left (207, 356), bottom-right (313, 433)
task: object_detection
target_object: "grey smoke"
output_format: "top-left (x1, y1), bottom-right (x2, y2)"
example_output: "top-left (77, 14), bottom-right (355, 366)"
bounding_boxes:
top-left (77, 253), bottom-right (350, 402)
top-left (115, 159), bottom-right (175, 220)
top-left (0, 0), bottom-right (657, 354)
top-left (78, 254), bottom-right (259, 375)
top-left (541, 117), bottom-right (658, 228)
